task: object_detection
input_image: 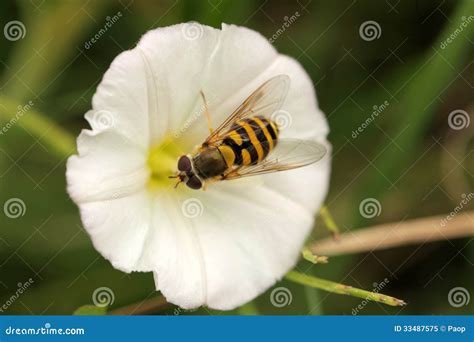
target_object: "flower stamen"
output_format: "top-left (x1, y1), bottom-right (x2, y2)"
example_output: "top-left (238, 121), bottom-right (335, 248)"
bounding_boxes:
top-left (147, 137), bottom-right (184, 190)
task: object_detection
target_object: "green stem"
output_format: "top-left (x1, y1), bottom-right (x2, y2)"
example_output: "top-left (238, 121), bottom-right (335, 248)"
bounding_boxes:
top-left (0, 96), bottom-right (75, 160)
top-left (319, 206), bottom-right (340, 237)
top-left (304, 283), bottom-right (322, 315)
top-left (286, 271), bottom-right (405, 307)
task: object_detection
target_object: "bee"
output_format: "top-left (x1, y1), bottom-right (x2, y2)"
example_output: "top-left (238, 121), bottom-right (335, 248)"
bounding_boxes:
top-left (170, 74), bottom-right (327, 190)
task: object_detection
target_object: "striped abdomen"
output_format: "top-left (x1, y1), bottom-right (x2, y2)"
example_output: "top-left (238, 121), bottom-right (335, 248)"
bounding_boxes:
top-left (217, 116), bottom-right (279, 167)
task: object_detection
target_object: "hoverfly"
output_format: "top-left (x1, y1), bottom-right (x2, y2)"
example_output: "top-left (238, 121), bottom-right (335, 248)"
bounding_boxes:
top-left (170, 74), bottom-right (327, 190)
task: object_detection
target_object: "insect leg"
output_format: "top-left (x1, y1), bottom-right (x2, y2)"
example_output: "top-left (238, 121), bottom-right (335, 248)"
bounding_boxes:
top-left (221, 166), bottom-right (243, 180)
top-left (200, 90), bottom-right (214, 135)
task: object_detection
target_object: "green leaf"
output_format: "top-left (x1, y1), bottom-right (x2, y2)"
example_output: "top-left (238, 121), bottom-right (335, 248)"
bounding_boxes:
top-left (352, 0), bottom-right (474, 225)
top-left (3, 1), bottom-right (111, 101)
top-left (302, 248), bottom-right (328, 264)
top-left (0, 95), bottom-right (75, 159)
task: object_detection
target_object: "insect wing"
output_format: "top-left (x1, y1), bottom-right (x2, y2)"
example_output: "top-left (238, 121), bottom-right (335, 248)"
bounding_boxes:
top-left (204, 74), bottom-right (290, 145)
top-left (223, 139), bottom-right (327, 180)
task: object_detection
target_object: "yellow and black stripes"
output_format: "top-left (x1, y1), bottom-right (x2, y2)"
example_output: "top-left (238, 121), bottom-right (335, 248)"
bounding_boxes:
top-left (217, 116), bottom-right (279, 167)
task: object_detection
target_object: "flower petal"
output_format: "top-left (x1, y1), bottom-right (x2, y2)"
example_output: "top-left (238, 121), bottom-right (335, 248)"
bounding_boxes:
top-left (68, 23), bottom-right (332, 311)
top-left (172, 24), bottom-right (281, 147)
top-left (169, 24), bottom-right (328, 147)
top-left (138, 193), bottom-right (207, 309)
top-left (263, 144), bottom-right (331, 214)
top-left (138, 183), bottom-right (313, 310)
top-left (78, 191), bottom-right (152, 272)
top-left (265, 55), bottom-right (329, 140)
top-left (66, 129), bottom-right (149, 204)
top-left (198, 24), bottom-right (331, 213)
top-left (88, 49), bottom-right (154, 149)
top-left (197, 185), bottom-right (314, 310)
top-left (200, 25), bottom-right (331, 213)
top-left (137, 24), bottom-right (221, 144)
top-left (135, 23), bottom-right (327, 146)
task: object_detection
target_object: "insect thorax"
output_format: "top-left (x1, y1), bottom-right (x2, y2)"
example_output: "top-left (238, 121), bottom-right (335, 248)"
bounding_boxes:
top-left (193, 148), bottom-right (228, 179)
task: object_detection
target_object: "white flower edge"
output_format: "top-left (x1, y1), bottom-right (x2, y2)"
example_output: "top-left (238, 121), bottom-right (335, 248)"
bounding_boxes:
top-left (66, 23), bottom-right (331, 310)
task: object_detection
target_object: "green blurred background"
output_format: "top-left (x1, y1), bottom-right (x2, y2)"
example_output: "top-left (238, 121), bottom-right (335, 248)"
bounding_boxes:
top-left (0, 0), bottom-right (473, 315)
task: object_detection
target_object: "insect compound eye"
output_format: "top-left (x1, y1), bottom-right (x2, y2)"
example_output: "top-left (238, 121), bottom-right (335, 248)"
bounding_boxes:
top-left (177, 155), bottom-right (192, 172)
top-left (186, 175), bottom-right (202, 190)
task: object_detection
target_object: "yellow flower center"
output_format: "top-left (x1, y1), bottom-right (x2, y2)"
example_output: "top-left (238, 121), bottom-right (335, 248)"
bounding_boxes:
top-left (147, 136), bottom-right (185, 190)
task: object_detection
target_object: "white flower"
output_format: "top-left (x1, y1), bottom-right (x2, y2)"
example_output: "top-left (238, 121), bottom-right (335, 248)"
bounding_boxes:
top-left (66, 23), bottom-right (331, 310)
